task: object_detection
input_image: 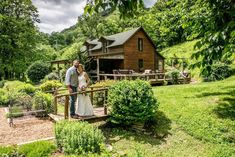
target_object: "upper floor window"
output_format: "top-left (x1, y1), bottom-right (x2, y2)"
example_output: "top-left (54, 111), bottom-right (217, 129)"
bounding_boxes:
top-left (102, 41), bottom-right (108, 53)
top-left (138, 38), bottom-right (143, 51)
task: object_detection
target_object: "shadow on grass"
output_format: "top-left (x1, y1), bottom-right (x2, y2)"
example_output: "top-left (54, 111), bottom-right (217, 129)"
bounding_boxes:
top-left (213, 97), bottom-right (235, 121)
top-left (99, 110), bottom-right (171, 146)
top-left (196, 85), bottom-right (235, 98)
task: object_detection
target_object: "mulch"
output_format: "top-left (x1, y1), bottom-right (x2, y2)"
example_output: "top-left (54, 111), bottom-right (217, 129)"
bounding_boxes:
top-left (0, 107), bottom-right (54, 146)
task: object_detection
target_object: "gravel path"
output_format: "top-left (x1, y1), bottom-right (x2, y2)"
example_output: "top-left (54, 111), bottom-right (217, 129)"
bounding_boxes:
top-left (0, 107), bottom-right (54, 146)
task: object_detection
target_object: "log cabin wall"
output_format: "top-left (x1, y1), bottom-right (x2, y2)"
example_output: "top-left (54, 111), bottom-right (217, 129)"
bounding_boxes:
top-left (89, 45), bottom-right (124, 56)
top-left (123, 30), bottom-right (156, 72)
top-left (155, 53), bottom-right (165, 72)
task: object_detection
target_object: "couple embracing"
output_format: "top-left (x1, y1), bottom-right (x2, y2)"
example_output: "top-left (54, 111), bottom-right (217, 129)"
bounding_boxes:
top-left (65, 60), bottom-right (94, 118)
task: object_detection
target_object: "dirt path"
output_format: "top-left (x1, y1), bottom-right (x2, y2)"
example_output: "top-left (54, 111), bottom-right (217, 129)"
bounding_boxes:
top-left (0, 107), bottom-right (54, 146)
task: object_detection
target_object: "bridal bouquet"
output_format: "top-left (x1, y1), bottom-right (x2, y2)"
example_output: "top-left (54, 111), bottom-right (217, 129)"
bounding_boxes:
top-left (80, 85), bottom-right (87, 96)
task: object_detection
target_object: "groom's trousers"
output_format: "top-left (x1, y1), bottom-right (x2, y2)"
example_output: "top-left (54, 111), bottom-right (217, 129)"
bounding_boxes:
top-left (70, 86), bottom-right (77, 116)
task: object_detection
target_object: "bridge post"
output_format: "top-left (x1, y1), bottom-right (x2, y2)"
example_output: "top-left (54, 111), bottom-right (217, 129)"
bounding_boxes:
top-left (65, 95), bottom-right (69, 119)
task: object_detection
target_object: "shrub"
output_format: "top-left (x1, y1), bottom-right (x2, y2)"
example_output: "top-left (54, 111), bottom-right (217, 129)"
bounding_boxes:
top-left (19, 141), bottom-right (56, 157)
top-left (0, 88), bottom-right (9, 106)
top-left (15, 94), bottom-right (33, 111)
top-left (0, 80), bottom-right (7, 88)
top-left (107, 80), bottom-right (158, 126)
top-left (3, 80), bottom-right (25, 91)
top-left (26, 61), bottom-right (50, 83)
top-left (55, 121), bottom-right (105, 155)
top-left (7, 105), bottom-right (24, 118)
top-left (91, 80), bottom-right (117, 88)
top-left (32, 91), bottom-right (54, 115)
top-left (203, 63), bottom-right (232, 81)
top-left (166, 69), bottom-right (180, 84)
top-left (43, 72), bottom-right (60, 82)
top-left (16, 83), bottom-right (36, 96)
top-left (40, 80), bottom-right (62, 92)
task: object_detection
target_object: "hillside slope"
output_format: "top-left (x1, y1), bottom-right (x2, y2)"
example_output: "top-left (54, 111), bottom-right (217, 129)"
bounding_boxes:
top-left (160, 40), bottom-right (201, 80)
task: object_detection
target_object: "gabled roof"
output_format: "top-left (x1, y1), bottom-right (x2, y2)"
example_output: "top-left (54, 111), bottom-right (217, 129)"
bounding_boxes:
top-left (82, 27), bottom-right (141, 51)
top-left (80, 27), bottom-right (165, 59)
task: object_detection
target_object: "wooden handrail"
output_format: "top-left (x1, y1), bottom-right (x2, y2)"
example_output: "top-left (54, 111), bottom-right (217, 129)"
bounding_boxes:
top-left (46, 85), bottom-right (107, 94)
top-left (98, 73), bottom-right (165, 77)
top-left (55, 88), bottom-right (108, 98)
top-left (53, 87), bottom-right (109, 119)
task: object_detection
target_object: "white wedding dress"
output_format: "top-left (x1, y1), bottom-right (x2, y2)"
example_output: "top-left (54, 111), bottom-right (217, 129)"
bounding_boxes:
top-left (75, 72), bottom-right (94, 116)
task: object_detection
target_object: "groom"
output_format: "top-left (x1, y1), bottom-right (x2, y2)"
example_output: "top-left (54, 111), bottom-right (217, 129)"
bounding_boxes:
top-left (65, 59), bottom-right (79, 118)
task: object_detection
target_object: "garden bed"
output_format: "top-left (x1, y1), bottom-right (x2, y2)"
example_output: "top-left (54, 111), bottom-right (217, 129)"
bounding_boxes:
top-left (0, 108), bottom-right (54, 146)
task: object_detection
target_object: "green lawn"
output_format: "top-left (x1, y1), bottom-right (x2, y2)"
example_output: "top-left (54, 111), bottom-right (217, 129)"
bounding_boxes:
top-left (100, 76), bottom-right (235, 157)
top-left (1, 76), bottom-right (235, 157)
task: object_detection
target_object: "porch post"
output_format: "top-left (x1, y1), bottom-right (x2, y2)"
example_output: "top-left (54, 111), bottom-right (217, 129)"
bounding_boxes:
top-left (97, 57), bottom-right (100, 81)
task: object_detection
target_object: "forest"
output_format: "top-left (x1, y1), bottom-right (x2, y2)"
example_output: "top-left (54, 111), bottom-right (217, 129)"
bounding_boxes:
top-left (1, 0), bottom-right (234, 81)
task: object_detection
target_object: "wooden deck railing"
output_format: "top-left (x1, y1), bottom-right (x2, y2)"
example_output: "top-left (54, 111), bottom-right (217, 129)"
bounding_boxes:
top-left (98, 73), bottom-right (166, 81)
top-left (53, 87), bottom-right (108, 119)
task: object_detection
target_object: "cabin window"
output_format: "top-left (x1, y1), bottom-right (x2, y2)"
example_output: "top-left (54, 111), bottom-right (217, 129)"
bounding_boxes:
top-left (138, 38), bottom-right (143, 51)
top-left (102, 41), bottom-right (108, 53)
top-left (138, 59), bottom-right (144, 71)
top-left (158, 60), bottom-right (163, 72)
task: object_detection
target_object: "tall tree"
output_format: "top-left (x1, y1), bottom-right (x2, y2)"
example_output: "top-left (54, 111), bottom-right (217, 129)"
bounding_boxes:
top-left (0, 0), bottom-right (39, 79)
top-left (85, 0), bottom-right (144, 18)
top-left (190, 0), bottom-right (235, 77)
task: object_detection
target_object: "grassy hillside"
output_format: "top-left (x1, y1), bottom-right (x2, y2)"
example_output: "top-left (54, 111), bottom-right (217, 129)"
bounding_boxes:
top-left (160, 40), bottom-right (200, 58)
top-left (160, 40), bottom-right (201, 80)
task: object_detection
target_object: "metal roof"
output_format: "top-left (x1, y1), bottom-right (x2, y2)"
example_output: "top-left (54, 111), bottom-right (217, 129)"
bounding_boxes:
top-left (82, 27), bottom-right (141, 51)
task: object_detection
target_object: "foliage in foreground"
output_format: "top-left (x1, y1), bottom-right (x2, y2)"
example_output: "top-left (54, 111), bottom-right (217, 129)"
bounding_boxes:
top-left (108, 80), bottom-right (158, 126)
top-left (0, 141), bottom-right (56, 157)
top-left (55, 121), bottom-right (105, 155)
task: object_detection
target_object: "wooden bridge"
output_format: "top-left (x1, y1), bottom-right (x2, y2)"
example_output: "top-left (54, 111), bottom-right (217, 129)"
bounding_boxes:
top-left (49, 87), bottom-right (109, 123)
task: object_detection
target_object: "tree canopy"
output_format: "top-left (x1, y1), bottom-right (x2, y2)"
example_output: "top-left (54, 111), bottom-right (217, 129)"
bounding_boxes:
top-left (0, 0), bottom-right (56, 80)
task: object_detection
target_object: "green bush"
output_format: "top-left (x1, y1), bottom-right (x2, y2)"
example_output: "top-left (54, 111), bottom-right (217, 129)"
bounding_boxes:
top-left (203, 63), bottom-right (232, 81)
top-left (91, 80), bottom-right (117, 87)
top-left (19, 141), bottom-right (56, 157)
top-left (15, 94), bottom-right (33, 111)
top-left (55, 121), bottom-right (105, 155)
top-left (3, 80), bottom-right (25, 91)
top-left (166, 69), bottom-right (180, 84)
top-left (26, 61), bottom-right (50, 83)
top-left (0, 88), bottom-right (9, 106)
top-left (43, 72), bottom-right (60, 82)
top-left (40, 80), bottom-right (62, 92)
top-left (2, 81), bottom-right (35, 108)
top-left (7, 105), bottom-right (24, 118)
top-left (32, 91), bottom-right (54, 115)
top-left (0, 80), bottom-right (7, 88)
top-left (16, 83), bottom-right (36, 96)
top-left (107, 80), bottom-right (158, 126)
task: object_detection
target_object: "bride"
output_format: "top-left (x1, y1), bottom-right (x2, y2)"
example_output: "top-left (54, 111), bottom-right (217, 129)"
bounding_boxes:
top-left (75, 64), bottom-right (94, 116)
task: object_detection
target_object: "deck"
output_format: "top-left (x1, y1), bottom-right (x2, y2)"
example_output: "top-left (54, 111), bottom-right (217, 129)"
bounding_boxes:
top-left (98, 73), bottom-right (191, 85)
top-left (49, 107), bottom-right (108, 123)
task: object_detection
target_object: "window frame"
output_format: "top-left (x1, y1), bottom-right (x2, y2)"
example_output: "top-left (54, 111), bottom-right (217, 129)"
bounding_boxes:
top-left (138, 38), bottom-right (143, 52)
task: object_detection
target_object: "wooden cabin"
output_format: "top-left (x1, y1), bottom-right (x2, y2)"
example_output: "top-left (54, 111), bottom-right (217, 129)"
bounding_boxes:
top-left (81, 27), bottom-right (165, 80)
